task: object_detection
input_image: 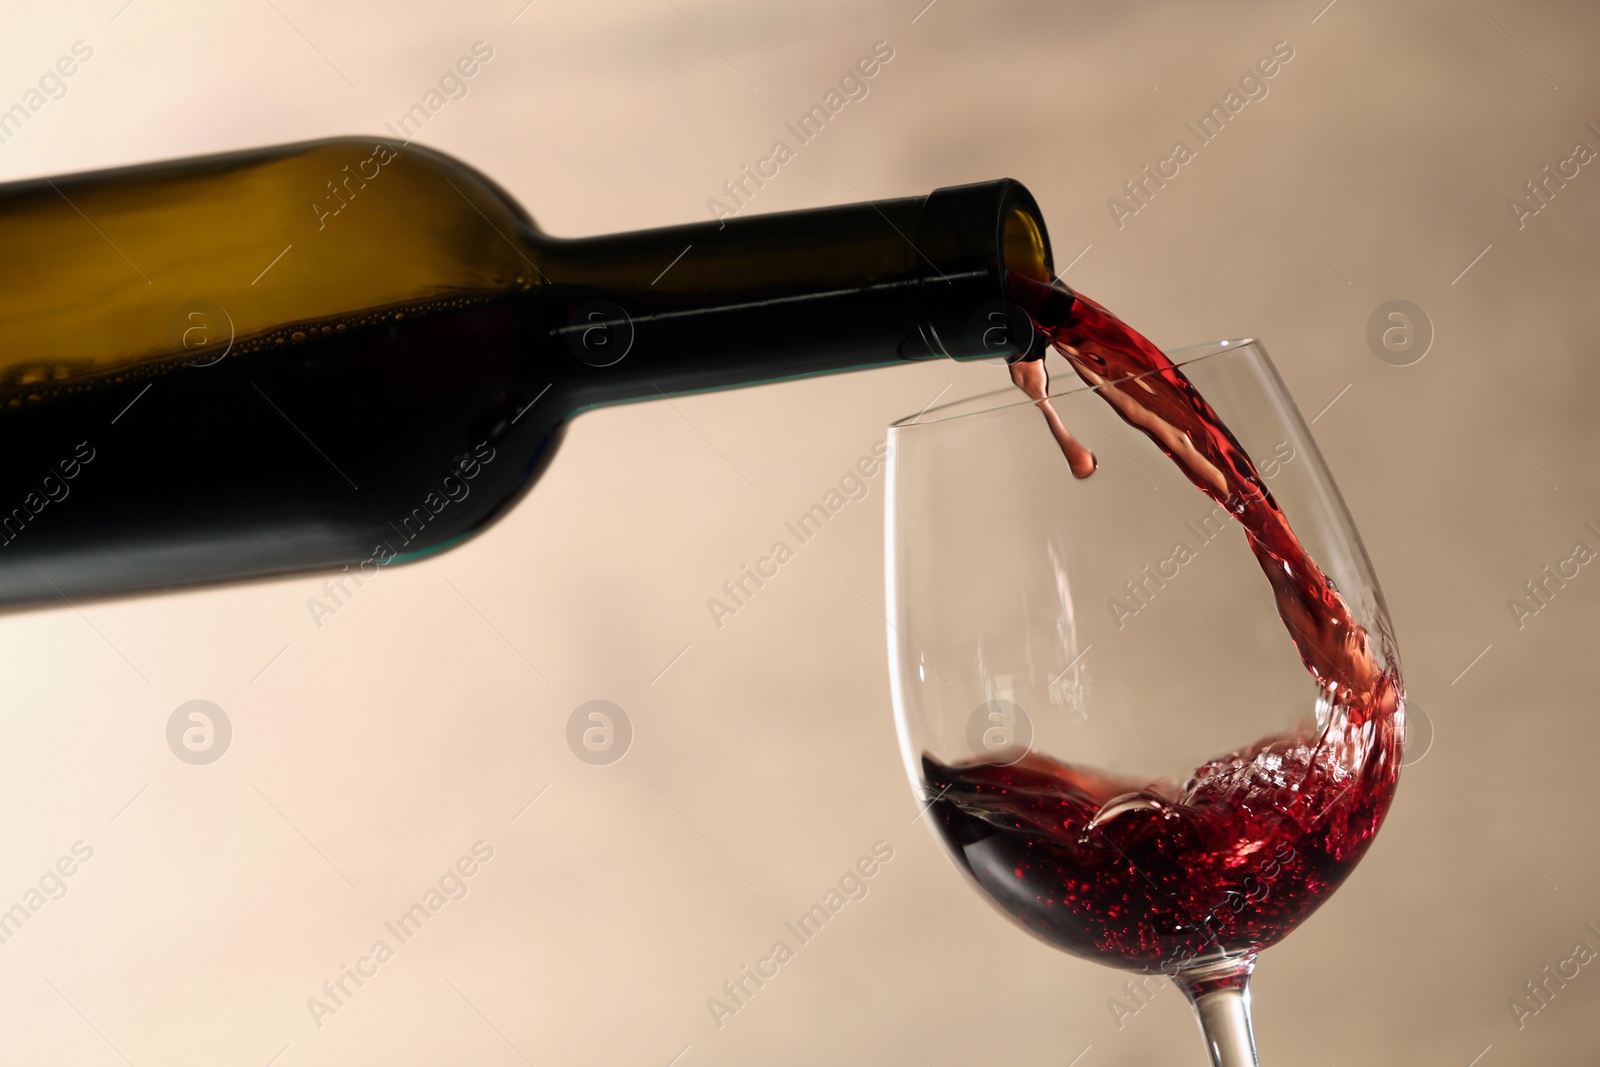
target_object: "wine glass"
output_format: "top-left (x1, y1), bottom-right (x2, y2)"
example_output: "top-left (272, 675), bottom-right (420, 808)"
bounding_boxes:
top-left (885, 340), bottom-right (1404, 1066)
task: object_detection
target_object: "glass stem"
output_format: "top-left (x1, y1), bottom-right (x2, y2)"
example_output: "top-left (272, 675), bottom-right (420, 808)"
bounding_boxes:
top-left (1173, 957), bottom-right (1260, 1067)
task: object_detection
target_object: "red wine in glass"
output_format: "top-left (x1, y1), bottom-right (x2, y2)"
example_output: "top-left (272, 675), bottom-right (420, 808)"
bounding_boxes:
top-left (926, 277), bottom-right (1403, 975)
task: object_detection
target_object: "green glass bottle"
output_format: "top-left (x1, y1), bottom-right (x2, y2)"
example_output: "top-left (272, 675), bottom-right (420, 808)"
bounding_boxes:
top-left (0, 137), bottom-right (1055, 607)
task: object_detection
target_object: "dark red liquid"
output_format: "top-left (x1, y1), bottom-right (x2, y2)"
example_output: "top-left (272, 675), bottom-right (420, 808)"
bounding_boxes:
top-left (929, 279), bottom-right (1402, 972)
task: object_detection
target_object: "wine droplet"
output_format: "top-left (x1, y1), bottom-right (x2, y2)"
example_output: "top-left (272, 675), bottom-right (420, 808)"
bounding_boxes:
top-left (1009, 357), bottom-right (1097, 478)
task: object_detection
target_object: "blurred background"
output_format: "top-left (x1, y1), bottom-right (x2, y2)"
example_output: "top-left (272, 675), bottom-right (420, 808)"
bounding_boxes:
top-left (2, 0), bottom-right (1597, 1063)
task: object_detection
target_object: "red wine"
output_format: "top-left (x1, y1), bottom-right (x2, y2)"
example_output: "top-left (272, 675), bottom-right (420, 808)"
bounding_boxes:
top-left (925, 279), bottom-right (1402, 971)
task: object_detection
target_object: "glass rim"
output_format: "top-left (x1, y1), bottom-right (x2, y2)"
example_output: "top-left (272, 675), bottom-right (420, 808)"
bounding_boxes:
top-left (890, 337), bottom-right (1260, 429)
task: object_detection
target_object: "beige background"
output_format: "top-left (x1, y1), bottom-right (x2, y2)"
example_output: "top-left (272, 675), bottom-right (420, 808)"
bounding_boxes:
top-left (3, 0), bottom-right (1599, 1063)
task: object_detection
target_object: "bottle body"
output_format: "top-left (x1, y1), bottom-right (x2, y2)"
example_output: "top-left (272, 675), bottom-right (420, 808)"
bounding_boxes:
top-left (0, 138), bottom-right (1053, 607)
top-left (2, 139), bottom-right (559, 605)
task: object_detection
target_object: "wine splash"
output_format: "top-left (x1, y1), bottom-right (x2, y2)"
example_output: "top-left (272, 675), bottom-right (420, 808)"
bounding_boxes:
top-left (925, 278), bottom-right (1402, 970)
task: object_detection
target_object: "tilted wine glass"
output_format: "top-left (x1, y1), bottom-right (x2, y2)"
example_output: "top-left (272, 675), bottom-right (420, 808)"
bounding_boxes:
top-left (885, 340), bottom-right (1404, 1066)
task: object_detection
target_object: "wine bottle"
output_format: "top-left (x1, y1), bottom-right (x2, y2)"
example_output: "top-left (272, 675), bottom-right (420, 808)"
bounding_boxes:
top-left (0, 137), bottom-right (1055, 607)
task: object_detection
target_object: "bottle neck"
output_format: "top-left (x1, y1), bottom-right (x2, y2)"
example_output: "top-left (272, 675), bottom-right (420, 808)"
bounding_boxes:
top-left (529, 179), bottom-right (1055, 412)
